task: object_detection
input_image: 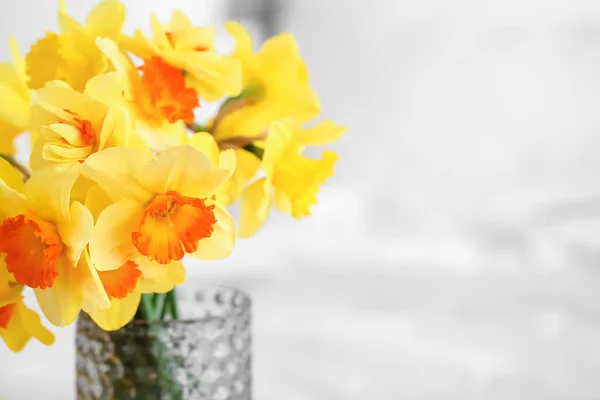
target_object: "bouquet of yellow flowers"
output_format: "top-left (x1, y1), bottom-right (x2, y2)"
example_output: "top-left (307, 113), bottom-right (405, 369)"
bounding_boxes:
top-left (0, 0), bottom-right (346, 353)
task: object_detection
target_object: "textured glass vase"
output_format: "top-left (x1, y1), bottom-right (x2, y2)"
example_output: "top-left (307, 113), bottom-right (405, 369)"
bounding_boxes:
top-left (75, 285), bottom-right (252, 400)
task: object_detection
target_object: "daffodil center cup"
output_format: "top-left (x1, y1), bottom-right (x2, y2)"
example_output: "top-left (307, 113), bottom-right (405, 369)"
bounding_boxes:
top-left (0, 211), bottom-right (63, 289)
top-left (132, 191), bottom-right (217, 265)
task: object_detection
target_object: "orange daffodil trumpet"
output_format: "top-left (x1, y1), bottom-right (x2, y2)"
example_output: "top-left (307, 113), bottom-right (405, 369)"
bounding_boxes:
top-left (0, 0), bottom-right (345, 352)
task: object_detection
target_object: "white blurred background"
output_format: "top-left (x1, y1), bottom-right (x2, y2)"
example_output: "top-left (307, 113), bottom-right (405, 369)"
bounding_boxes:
top-left (3, 0), bottom-right (600, 399)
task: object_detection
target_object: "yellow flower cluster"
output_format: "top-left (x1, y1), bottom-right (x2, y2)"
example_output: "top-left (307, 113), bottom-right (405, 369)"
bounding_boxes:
top-left (0, 0), bottom-right (346, 351)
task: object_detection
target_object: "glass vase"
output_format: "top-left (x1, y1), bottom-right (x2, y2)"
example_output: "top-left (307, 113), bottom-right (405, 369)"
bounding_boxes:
top-left (75, 285), bottom-right (252, 400)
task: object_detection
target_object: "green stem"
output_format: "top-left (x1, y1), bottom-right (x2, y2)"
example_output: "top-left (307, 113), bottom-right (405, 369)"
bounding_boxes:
top-left (140, 294), bottom-right (156, 320)
top-left (160, 292), bottom-right (172, 320)
top-left (153, 293), bottom-right (168, 320)
top-left (169, 289), bottom-right (179, 320)
top-left (243, 143), bottom-right (264, 160)
top-left (186, 122), bottom-right (209, 133)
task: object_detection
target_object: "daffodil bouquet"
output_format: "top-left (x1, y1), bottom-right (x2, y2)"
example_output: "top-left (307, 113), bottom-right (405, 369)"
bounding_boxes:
top-left (0, 0), bottom-right (346, 352)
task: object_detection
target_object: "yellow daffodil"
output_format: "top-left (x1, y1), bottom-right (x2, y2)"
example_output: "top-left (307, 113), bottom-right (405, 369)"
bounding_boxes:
top-left (82, 184), bottom-right (186, 331)
top-left (189, 132), bottom-right (261, 206)
top-left (95, 37), bottom-right (190, 150)
top-left (122, 10), bottom-right (241, 101)
top-left (29, 76), bottom-right (136, 171)
top-left (210, 22), bottom-right (320, 141)
top-left (0, 278), bottom-right (55, 352)
top-left (0, 164), bottom-right (109, 326)
top-left (240, 119), bottom-right (346, 237)
top-left (0, 158), bottom-right (54, 352)
top-left (25, 0), bottom-right (126, 92)
top-left (81, 145), bottom-right (237, 278)
top-left (0, 36), bottom-right (31, 154)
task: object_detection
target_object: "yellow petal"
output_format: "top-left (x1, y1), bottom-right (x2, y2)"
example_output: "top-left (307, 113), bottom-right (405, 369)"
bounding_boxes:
top-left (89, 200), bottom-right (143, 272)
top-left (240, 177), bottom-right (271, 238)
top-left (29, 134), bottom-right (48, 171)
top-left (0, 156), bottom-right (24, 192)
top-left (258, 33), bottom-right (302, 81)
top-left (150, 14), bottom-right (171, 50)
top-left (225, 21), bottom-right (253, 64)
top-left (262, 119), bottom-right (296, 177)
top-left (188, 132), bottom-right (220, 167)
top-left (34, 257), bottom-right (83, 327)
top-left (42, 141), bottom-right (91, 163)
top-left (34, 81), bottom-right (102, 123)
top-left (95, 37), bottom-right (137, 98)
top-left (84, 71), bottom-right (127, 105)
top-left (25, 33), bottom-right (65, 90)
top-left (96, 105), bottom-right (118, 150)
top-left (8, 35), bottom-right (27, 83)
top-left (0, 81), bottom-right (30, 132)
top-left (136, 259), bottom-right (186, 293)
top-left (58, 201), bottom-right (94, 266)
top-left (188, 149), bottom-right (236, 199)
top-left (120, 32), bottom-right (155, 60)
top-left (86, 0), bottom-right (126, 39)
top-left (190, 203), bottom-right (236, 259)
top-left (31, 103), bottom-right (63, 138)
top-left (184, 52), bottom-right (242, 100)
top-left (0, 178), bottom-right (28, 218)
top-left (58, 1), bottom-right (86, 37)
top-left (216, 148), bottom-right (260, 206)
top-left (137, 145), bottom-right (221, 198)
top-left (174, 26), bottom-right (215, 52)
top-left (218, 148), bottom-right (237, 174)
top-left (70, 175), bottom-right (95, 205)
top-left (78, 250), bottom-right (111, 314)
top-left (234, 148), bottom-right (261, 182)
top-left (0, 120), bottom-right (22, 155)
top-left (81, 147), bottom-right (155, 203)
top-left (84, 184), bottom-right (113, 222)
top-left (23, 164), bottom-right (80, 224)
top-left (0, 261), bottom-right (21, 307)
top-left (293, 120), bottom-right (348, 147)
top-left (0, 301), bottom-right (54, 352)
top-left (236, 148), bottom-right (262, 177)
top-left (0, 324), bottom-right (29, 352)
top-left (135, 119), bottom-right (188, 150)
top-left (49, 123), bottom-right (85, 145)
top-left (17, 302), bottom-right (55, 346)
top-left (215, 149), bottom-right (250, 206)
top-left (103, 105), bottom-right (146, 151)
top-left (90, 292), bottom-right (141, 331)
top-left (169, 10), bottom-right (194, 34)
top-left (273, 189), bottom-right (293, 214)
